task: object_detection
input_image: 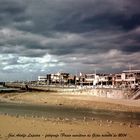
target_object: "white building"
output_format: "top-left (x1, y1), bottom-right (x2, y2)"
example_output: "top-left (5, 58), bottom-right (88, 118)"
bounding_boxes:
top-left (50, 72), bottom-right (69, 84)
top-left (113, 70), bottom-right (140, 88)
top-left (80, 73), bottom-right (110, 86)
top-left (38, 76), bottom-right (47, 82)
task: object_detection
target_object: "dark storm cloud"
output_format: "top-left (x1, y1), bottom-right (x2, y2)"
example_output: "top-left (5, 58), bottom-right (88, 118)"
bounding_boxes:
top-left (121, 45), bottom-right (140, 53)
top-left (0, 0), bottom-right (28, 26)
top-left (0, 1), bottom-right (24, 14)
top-left (0, 0), bottom-right (140, 80)
top-left (81, 13), bottom-right (140, 31)
top-left (1, 43), bottom-right (47, 57)
top-left (17, 0), bottom-right (140, 56)
top-left (9, 0), bottom-right (119, 34)
top-left (14, 0), bottom-right (140, 35)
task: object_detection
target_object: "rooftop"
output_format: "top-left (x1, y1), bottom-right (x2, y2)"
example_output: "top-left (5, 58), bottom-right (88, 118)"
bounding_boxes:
top-left (123, 70), bottom-right (140, 73)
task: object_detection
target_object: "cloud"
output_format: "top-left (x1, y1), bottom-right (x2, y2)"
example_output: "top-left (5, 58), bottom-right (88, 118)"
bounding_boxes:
top-left (0, 0), bottom-right (29, 27)
top-left (0, 0), bottom-right (140, 81)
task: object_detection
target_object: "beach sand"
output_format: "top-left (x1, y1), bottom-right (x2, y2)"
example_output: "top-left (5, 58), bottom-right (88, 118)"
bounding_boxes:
top-left (0, 92), bottom-right (140, 112)
top-left (0, 114), bottom-right (140, 140)
top-left (0, 92), bottom-right (140, 140)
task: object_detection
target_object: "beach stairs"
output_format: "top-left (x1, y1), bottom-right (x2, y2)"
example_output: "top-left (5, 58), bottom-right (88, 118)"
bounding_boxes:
top-left (131, 87), bottom-right (140, 100)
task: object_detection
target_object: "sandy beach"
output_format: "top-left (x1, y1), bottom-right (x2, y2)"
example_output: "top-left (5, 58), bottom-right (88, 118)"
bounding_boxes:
top-left (0, 114), bottom-right (140, 140)
top-left (0, 92), bottom-right (140, 140)
top-left (0, 91), bottom-right (140, 112)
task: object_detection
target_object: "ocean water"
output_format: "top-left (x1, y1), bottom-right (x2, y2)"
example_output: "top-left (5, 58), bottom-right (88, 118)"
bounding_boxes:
top-left (0, 85), bottom-right (4, 89)
top-left (0, 85), bottom-right (20, 92)
top-left (0, 86), bottom-right (9, 90)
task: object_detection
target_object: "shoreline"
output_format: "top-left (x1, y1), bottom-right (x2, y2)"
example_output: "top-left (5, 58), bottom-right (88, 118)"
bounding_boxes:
top-left (0, 91), bottom-right (140, 113)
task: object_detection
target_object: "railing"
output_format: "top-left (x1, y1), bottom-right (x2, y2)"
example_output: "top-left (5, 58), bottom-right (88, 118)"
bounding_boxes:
top-left (131, 87), bottom-right (140, 100)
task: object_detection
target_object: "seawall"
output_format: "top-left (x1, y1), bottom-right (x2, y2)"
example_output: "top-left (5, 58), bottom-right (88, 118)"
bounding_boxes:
top-left (61, 88), bottom-right (132, 99)
top-left (4, 82), bottom-right (132, 99)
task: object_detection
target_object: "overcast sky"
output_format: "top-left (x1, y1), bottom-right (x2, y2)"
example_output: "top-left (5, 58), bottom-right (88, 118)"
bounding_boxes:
top-left (0, 0), bottom-right (140, 81)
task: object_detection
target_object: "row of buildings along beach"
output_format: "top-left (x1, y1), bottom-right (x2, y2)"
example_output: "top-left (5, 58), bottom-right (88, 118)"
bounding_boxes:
top-left (4, 69), bottom-right (140, 99)
top-left (38, 69), bottom-right (140, 89)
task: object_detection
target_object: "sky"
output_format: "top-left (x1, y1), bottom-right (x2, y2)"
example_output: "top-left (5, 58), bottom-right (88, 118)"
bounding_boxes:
top-left (0, 0), bottom-right (140, 81)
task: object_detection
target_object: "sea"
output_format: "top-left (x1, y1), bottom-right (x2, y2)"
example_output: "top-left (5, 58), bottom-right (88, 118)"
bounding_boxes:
top-left (0, 85), bottom-right (20, 93)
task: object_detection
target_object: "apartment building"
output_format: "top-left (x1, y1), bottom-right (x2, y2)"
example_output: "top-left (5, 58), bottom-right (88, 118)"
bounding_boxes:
top-left (47, 72), bottom-right (69, 84)
top-left (113, 70), bottom-right (140, 88)
top-left (79, 73), bottom-right (112, 86)
top-left (37, 70), bottom-right (140, 88)
top-left (38, 76), bottom-right (47, 82)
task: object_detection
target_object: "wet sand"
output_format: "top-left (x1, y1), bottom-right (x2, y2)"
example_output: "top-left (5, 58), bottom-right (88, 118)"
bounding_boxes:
top-left (0, 92), bottom-right (140, 112)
